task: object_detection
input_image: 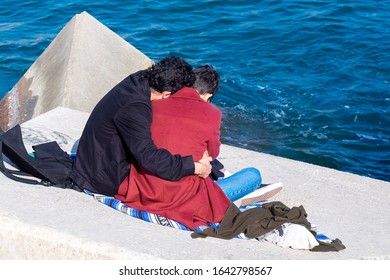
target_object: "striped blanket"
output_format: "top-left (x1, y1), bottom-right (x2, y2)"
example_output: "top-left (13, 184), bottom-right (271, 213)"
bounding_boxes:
top-left (84, 189), bottom-right (245, 237)
top-left (84, 190), bottom-right (335, 248)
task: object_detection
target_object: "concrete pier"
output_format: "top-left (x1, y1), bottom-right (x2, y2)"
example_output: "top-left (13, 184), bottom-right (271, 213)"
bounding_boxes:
top-left (0, 107), bottom-right (389, 260)
top-left (0, 12), bottom-right (152, 131)
top-left (0, 12), bottom-right (389, 260)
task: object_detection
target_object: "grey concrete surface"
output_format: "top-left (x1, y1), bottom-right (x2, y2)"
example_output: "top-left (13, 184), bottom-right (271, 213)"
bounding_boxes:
top-left (0, 11), bottom-right (153, 131)
top-left (1, 107), bottom-right (389, 260)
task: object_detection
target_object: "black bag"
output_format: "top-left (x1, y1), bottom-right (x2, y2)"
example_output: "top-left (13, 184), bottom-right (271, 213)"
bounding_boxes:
top-left (210, 159), bottom-right (225, 180)
top-left (0, 124), bottom-right (82, 191)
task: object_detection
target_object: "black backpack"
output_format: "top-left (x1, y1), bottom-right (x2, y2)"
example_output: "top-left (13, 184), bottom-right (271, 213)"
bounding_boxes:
top-left (0, 124), bottom-right (82, 191)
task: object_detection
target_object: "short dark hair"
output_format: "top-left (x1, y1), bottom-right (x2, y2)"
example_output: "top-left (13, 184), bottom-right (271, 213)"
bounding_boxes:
top-left (142, 56), bottom-right (195, 94)
top-left (193, 65), bottom-right (220, 96)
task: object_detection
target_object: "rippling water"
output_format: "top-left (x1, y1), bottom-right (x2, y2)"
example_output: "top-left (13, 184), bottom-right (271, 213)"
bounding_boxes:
top-left (1, 0), bottom-right (389, 181)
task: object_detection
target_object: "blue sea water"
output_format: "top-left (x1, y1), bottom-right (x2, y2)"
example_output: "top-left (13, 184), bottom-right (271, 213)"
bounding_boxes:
top-left (0, 0), bottom-right (389, 182)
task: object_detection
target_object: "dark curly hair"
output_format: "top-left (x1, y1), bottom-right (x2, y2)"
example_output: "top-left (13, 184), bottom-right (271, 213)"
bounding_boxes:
top-left (142, 56), bottom-right (196, 94)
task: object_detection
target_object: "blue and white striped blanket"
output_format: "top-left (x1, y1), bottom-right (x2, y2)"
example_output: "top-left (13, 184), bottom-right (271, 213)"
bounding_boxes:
top-left (84, 189), bottom-right (243, 237)
top-left (84, 190), bottom-right (333, 246)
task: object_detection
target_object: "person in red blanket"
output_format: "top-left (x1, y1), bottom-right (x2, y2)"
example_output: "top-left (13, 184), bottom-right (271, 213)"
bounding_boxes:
top-left (115, 65), bottom-right (230, 229)
top-left (115, 65), bottom-right (281, 229)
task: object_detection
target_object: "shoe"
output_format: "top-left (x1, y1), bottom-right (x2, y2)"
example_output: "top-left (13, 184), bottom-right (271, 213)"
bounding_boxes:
top-left (238, 182), bottom-right (283, 207)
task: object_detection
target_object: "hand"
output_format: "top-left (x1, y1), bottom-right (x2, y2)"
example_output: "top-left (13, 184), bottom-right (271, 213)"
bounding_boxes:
top-left (194, 151), bottom-right (212, 178)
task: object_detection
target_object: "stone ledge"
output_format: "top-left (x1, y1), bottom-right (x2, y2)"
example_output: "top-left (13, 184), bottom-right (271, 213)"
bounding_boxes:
top-left (1, 107), bottom-right (389, 260)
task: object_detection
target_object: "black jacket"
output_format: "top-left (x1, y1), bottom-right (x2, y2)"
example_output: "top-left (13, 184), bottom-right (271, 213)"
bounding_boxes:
top-left (70, 71), bottom-right (195, 196)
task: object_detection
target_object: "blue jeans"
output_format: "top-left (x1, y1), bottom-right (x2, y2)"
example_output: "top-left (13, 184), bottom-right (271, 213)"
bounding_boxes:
top-left (216, 167), bottom-right (262, 202)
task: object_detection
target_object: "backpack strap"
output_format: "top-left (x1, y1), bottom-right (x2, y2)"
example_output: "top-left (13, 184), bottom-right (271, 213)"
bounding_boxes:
top-left (0, 126), bottom-right (82, 191)
top-left (0, 143), bottom-right (81, 190)
top-left (0, 137), bottom-right (47, 185)
top-left (0, 126), bottom-right (52, 185)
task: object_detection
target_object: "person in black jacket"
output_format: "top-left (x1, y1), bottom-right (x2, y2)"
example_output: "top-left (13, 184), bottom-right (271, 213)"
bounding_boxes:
top-left (70, 57), bottom-right (212, 196)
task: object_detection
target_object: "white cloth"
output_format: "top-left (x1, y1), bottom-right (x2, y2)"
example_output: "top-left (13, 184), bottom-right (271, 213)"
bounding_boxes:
top-left (258, 223), bottom-right (319, 250)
